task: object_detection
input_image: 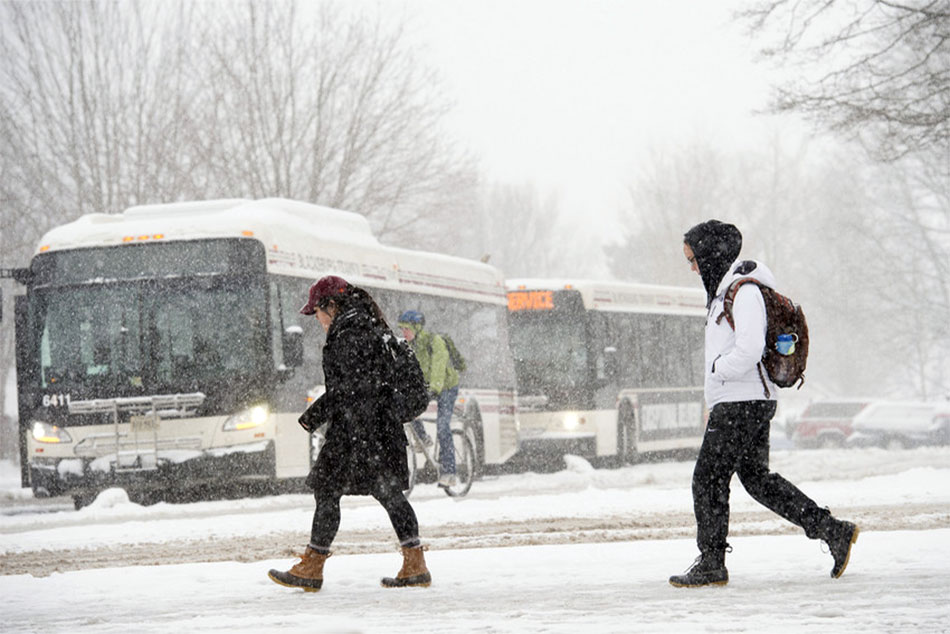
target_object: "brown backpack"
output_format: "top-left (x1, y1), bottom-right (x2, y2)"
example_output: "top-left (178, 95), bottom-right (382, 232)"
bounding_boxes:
top-left (716, 277), bottom-right (809, 396)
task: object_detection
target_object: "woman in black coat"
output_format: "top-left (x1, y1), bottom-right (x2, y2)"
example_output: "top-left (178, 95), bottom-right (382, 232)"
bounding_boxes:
top-left (268, 276), bottom-right (430, 592)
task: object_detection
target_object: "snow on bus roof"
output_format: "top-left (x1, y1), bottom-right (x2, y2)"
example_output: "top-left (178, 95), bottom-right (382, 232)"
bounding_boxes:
top-left (505, 278), bottom-right (706, 315)
top-left (35, 198), bottom-right (378, 253)
top-left (33, 198), bottom-right (506, 304)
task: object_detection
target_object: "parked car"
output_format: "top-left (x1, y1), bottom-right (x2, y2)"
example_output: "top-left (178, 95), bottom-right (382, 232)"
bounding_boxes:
top-left (770, 403), bottom-right (803, 450)
top-left (847, 401), bottom-right (950, 449)
top-left (791, 399), bottom-right (873, 449)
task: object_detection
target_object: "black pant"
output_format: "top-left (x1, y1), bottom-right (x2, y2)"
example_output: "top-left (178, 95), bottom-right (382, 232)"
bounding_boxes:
top-left (310, 483), bottom-right (419, 552)
top-left (693, 401), bottom-right (830, 554)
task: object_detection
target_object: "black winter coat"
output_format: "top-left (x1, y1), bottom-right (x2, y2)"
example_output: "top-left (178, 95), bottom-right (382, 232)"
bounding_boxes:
top-left (298, 307), bottom-right (408, 494)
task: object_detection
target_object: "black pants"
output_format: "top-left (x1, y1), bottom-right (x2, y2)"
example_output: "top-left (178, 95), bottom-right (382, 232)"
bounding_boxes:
top-left (310, 483), bottom-right (420, 552)
top-left (693, 401), bottom-right (830, 554)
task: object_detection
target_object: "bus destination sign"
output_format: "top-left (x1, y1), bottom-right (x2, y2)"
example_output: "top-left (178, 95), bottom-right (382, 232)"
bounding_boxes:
top-left (507, 290), bottom-right (554, 312)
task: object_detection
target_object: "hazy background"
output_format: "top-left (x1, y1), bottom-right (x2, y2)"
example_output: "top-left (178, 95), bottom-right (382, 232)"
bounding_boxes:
top-left (402, 0), bottom-right (779, 243)
top-left (1, 0), bottom-right (947, 459)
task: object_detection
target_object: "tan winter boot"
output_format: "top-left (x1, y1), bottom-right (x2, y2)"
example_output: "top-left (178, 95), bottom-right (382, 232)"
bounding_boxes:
top-left (268, 547), bottom-right (330, 592)
top-left (381, 545), bottom-right (431, 588)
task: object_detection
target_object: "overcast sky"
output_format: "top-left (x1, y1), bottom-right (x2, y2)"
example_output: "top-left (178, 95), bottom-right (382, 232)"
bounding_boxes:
top-left (391, 0), bottom-right (790, 238)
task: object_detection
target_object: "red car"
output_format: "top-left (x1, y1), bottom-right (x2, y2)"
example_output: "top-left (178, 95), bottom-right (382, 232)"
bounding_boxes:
top-left (791, 400), bottom-right (872, 449)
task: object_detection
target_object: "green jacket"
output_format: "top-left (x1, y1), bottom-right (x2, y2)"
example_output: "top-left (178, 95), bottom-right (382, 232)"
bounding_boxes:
top-left (408, 327), bottom-right (459, 394)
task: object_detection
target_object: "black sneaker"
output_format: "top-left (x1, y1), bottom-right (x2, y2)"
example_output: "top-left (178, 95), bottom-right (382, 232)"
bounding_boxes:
top-left (826, 521), bottom-right (859, 578)
top-left (669, 553), bottom-right (728, 588)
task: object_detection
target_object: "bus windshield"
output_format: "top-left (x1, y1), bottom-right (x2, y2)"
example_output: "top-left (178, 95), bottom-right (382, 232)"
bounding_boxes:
top-left (30, 276), bottom-right (269, 398)
top-left (508, 311), bottom-right (589, 397)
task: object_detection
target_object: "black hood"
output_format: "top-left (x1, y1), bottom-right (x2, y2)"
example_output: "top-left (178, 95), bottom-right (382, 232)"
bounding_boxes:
top-left (684, 220), bottom-right (743, 307)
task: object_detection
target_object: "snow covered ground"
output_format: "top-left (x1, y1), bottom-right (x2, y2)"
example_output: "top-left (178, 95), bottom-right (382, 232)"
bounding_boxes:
top-left (2, 446), bottom-right (949, 633)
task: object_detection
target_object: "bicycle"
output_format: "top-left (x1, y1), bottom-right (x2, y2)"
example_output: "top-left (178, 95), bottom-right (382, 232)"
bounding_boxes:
top-left (404, 412), bottom-right (476, 498)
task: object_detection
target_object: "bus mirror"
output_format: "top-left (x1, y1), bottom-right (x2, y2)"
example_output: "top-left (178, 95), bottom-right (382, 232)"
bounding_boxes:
top-left (2, 267), bottom-right (34, 323)
top-left (282, 327), bottom-right (304, 368)
top-left (603, 346), bottom-right (619, 380)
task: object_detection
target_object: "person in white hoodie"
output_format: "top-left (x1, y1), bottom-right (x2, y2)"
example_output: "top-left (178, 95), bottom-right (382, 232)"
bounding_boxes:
top-left (670, 220), bottom-right (859, 588)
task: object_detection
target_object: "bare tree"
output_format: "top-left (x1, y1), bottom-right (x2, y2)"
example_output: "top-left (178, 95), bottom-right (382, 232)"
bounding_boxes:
top-left (0, 0), bottom-right (202, 227)
top-left (793, 149), bottom-right (895, 397)
top-left (0, 0), bottom-right (203, 459)
top-left (841, 153), bottom-right (950, 398)
top-left (0, 0), bottom-right (476, 253)
top-left (606, 134), bottom-right (944, 397)
top-left (739, 0), bottom-right (950, 163)
top-left (606, 140), bottom-right (728, 288)
top-left (736, 0), bottom-right (949, 396)
top-left (602, 137), bottom-right (820, 288)
top-left (192, 0), bottom-right (477, 244)
top-left (0, 0), bottom-right (477, 459)
top-left (459, 181), bottom-right (563, 277)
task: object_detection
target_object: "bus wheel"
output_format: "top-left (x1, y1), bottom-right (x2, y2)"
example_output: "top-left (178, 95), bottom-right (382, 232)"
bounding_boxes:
top-left (607, 419), bottom-right (626, 468)
top-left (885, 436), bottom-right (906, 451)
top-left (818, 435), bottom-right (843, 450)
top-left (404, 442), bottom-right (418, 497)
top-left (619, 403), bottom-right (639, 465)
top-left (129, 489), bottom-right (162, 506)
top-left (458, 407), bottom-right (484, 470)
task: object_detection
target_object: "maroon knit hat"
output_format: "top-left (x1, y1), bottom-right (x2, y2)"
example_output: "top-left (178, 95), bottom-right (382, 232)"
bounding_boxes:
top-left (300, 275), bottom-right (350, 315)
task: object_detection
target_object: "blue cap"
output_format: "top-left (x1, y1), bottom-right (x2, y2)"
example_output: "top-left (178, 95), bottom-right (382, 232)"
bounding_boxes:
top-left (397, 309), bottom-right (425, 326)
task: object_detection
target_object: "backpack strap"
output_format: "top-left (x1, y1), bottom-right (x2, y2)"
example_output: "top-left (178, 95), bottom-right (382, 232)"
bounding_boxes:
top-left (715, 277), bottom-right (765, 329)
top-left (426, 332), bottom-right (439, 363)
top-left (717, 278), bottom-right (773, 398)
top-left (756, 363), bottom-right (771, 399)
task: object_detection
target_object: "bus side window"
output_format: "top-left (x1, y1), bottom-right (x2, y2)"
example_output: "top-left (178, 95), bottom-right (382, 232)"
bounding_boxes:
top-left (667, 317), bottom-right (690, 387)
top-left (687, 318), bottom-right (704, 385)
top-left (635, 315), bottom-right (663, 387)
top-left (588, 313), bottom-right (612, 382)
top-left (277, 277), bottom-right (323, 385)
top-left (615, 315), bottom-right (636, 384)
top-left (269, 281), bottom-right (285, 369)
top-left (380, 290), bottom-right (514, 389)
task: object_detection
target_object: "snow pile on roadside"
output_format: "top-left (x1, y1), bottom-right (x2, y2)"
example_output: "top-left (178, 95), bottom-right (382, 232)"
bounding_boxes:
top-left (0, 460), bottom-right (30, 502)
top-left (2, 529), bottom-right (948, 633)
top-left (2, 448), bottom-right (949, 556)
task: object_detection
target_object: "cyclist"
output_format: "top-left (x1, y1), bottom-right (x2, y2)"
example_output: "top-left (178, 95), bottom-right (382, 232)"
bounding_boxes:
top-left (397, 310), bottom-right (459, 488)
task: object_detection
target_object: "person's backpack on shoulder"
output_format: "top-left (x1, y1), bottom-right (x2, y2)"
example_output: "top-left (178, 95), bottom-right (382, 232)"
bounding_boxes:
top-left (429, 332), bottom-right (467, 372)
top-left (440, 333), bottom-right (467, 372)
top-left (381, 330), bottom-right (430, 423)
top-left (716, 277), bottom-right (809, 394)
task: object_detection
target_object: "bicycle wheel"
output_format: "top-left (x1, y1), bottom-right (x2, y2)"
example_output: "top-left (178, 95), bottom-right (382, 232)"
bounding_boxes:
top-left (442, 428), bottom-right (475, 497)
top-left (404, 437), bottom-right (418, 497)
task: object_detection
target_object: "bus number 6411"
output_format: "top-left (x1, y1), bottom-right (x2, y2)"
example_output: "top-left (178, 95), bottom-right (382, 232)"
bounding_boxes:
top-left (43, 394), bottom-right (72, 408)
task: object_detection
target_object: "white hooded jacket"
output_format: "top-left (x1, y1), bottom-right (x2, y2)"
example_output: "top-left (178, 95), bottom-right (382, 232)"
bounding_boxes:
top-left (704, 259), bottom-right (777, 407)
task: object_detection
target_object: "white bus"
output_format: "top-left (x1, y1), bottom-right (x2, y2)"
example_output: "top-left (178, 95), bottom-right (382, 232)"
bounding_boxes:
top-left (6, 198), bottom-right (518, 507)
top-left (506, 279), bottom-right (707, 464)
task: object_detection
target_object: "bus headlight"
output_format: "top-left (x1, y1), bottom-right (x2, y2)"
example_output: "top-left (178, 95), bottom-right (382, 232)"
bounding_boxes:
top-left (32, 421), bottom-right (73, 443)
top-left (223, 405), bottom-right (269, 431)
top-left (563, 412), bottom-right (580, 430)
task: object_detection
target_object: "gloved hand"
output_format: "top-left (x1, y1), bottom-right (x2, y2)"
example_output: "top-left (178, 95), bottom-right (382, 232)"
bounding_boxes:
top-left (298, 413), bottom-right (316, 433)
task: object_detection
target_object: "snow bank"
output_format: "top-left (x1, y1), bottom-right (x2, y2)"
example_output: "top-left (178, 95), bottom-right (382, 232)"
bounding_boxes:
top-left (2, 530), bottom-right (948, 633)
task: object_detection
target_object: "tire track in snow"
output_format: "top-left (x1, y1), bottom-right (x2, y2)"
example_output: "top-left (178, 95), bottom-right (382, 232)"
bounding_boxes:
top-left (3, 503), bottom-right (947, 577)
